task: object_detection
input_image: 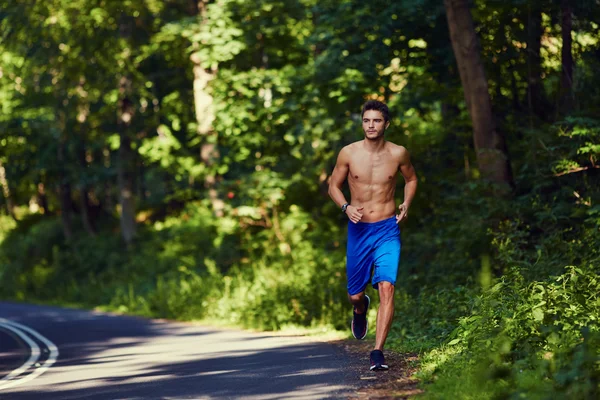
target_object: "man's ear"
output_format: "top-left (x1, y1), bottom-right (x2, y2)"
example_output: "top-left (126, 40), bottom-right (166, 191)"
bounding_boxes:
top-left (385, 120), bottom-right (390, 129)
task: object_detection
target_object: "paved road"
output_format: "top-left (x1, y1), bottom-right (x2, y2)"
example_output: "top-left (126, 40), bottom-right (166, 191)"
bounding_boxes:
top-left (0, 302), bottom-right (359, 399)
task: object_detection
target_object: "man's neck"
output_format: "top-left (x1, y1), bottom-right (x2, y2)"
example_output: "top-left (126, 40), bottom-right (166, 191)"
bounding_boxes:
top-left (362, 137), bottom-right (386, 153)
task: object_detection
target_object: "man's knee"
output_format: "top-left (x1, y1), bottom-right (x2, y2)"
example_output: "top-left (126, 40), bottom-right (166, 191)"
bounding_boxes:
top-left (378, 281), bottom-right (395, 300)
top-left (348, 292), bottom-right (364, 304)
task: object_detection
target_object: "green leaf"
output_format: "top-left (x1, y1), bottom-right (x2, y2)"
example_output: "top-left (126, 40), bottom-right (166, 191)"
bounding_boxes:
top-left (532, 308), bottom-right (544, 322)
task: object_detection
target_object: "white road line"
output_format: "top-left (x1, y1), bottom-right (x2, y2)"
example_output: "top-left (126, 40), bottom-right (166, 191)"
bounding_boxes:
top-left (0, 319), bottom-right (59, 391)
top-left (0, 323), bottom-right (40, 385)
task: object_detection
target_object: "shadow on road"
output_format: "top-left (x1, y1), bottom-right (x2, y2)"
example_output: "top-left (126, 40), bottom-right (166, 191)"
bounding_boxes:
top-left (0, 302), bottom-right (357, 399)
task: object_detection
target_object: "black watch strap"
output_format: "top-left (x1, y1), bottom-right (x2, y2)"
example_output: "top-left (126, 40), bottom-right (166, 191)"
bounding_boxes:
top-left (341, 203), bottom-right (349, 213)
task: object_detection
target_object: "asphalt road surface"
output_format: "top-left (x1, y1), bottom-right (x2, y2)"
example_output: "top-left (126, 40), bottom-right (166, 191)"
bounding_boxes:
top-left (0, 302), bottom-right (359, 400)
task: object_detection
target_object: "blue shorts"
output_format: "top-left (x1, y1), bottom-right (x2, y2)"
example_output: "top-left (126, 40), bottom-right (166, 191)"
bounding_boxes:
top-left (346, 216), bottom-right (401, 295)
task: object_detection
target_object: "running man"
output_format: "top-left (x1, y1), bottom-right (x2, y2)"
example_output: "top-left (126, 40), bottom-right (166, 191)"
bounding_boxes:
top-left (328, 100), bottom-right (418, 371)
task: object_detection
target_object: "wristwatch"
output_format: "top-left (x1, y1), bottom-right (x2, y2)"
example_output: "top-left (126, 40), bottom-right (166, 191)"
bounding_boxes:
top-left (341, 203), bottom-right (349, 213)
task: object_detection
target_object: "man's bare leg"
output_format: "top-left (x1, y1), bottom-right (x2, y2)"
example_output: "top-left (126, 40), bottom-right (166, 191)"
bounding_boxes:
top-left (348, 292), bottom-right (367, 313)
top-left (374, 281), bottom-right (395, 350)
top-left (349, 291), bottom-right (371, 340)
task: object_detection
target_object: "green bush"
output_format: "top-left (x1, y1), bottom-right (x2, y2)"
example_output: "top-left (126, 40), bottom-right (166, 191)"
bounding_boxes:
top-left (416, 265), bottom-right (600, 399)
top-left (0, 202), bottom-right (351, 329)
top-left (208, 205), bottom-right (349, 330)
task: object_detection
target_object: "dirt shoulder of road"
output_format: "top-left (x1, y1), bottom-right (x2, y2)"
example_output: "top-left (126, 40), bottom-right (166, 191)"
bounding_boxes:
top-left (333, 339), bottom-right (423, 400)
top-left (194, 319), bottom-right (425, 399)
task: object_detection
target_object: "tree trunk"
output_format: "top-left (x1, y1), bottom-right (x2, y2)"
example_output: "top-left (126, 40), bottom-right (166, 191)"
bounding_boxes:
top-left (511, 67), bottom-right (521, 111)
top-left (192, 0), bottom-right (224, 217)
top-left (102, 147), bottom-right (114, 213)
top-left (58, 183), bottom-right (73, 240)
top-left (137, 152), bottom-right (147, 203)
top-left (444, 0), bottom-right (513, 189)
top-left (57, 137), bottom-right (73, 240)
top-left (37, 179), bottom-right (48, 214)
top-left (78, 142), bottom-right (96, 236)
top-left (527, 3), bottom-right (546, 118)
top-left (117, 15), bottom-right (137, 245)
top-left (75, 82), bottom-right (96, 235)
top-left (117, 82), bottom-right (137, 245)
top-left (0, 160), bottom-right (16, 219)
top-left (117, 132), bottom-right (136, 243)
top-left (559, 0), bottom-right (574, 113)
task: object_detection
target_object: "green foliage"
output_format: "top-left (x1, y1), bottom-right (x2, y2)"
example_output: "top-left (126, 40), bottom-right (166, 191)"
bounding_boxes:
top-left (0, 214), bottom-right (16, 243)
top-left (0, 202), bottom-right (350, 329)
top-left (208, 205), bottom-right (348, 330)
top-left (415, 265), bottom-right (600, 400)
top-left (0, 215), bottom-right (64, 298)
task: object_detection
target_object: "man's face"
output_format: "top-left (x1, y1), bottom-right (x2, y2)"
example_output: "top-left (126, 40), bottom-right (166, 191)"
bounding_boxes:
top-left (362, 110), bottom-right (389, 141)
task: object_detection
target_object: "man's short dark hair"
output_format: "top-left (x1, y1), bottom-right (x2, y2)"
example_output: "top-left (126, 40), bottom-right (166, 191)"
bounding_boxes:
top-left (361, 100), bottom-right (390, 122)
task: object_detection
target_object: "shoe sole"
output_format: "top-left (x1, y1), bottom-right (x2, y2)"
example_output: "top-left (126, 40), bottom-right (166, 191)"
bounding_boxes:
top-left (351, 295), bottom-right (370, 340)
top-left (370, 364), bottom-right (389, 371)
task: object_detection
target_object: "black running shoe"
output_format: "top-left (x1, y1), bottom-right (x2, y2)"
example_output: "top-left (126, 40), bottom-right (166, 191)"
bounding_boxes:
top-left (351, 295), bottom-right (370, 340)
top-left (370, 350), bottom-right (389, 371)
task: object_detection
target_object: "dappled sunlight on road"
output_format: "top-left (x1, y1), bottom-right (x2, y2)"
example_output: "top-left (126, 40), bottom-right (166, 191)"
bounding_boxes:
top-left (0, 302), bottom-right (356, 399)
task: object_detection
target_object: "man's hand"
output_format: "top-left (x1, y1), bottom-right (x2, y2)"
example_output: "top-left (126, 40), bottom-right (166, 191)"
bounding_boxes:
top-left (396, 203), bottom-right (408, 224)
top-left (346, 205), bottom-right (364, 224)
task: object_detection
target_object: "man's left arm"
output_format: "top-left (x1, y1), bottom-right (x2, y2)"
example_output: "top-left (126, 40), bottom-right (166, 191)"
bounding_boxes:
top-left (396, 148), bottom-right (418, 223)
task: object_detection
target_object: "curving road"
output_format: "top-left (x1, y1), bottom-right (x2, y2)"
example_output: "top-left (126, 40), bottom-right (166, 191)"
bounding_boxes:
top-left (0, 302), bottom-right (359, 399)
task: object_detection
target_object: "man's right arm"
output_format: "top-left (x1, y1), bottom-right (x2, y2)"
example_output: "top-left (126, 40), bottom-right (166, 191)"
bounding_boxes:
top-left (328, 147), bottom-right (364, 223)
top-left (328, 147), bottom-right (350, 208)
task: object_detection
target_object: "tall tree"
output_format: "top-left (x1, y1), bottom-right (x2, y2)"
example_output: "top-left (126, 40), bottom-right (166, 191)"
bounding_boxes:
top-left (0, 160), bottom-right (16, 219)
top-left (444, 0), bottom-right (513, 188)
top-left (559, 0), bottom-right (574, 113)
top-left (117, 14), bottom-right (137, 245)
top-left (74, 77), bottom-right (97, 236)
top-left (57, 115), bottom-right (74, 240)
top-left (190, 0), bottom-right (224, 217)
top-left (77, 141), bottom-right (96, 236)
top-left (527, 1), bottom-right (546, 118)
top-left (37, 180), bottom-right (49, 215)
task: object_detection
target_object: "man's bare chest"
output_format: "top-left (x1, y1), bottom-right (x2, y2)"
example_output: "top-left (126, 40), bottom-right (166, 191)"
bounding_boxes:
top-left (348, 154), bottom-right (399, 185)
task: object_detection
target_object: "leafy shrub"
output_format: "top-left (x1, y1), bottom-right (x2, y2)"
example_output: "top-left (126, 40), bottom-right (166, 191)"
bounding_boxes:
top-left (208, 205), bottom-right (349, 330)
top-left (415, 265), bottom-right (600, 399)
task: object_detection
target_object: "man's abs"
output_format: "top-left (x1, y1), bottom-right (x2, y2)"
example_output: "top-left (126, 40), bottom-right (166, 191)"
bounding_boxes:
top-left (345, 142), bottom-right (401, 222)
top-left (349, 199), bottom-right (396, 223)
top-left (348, 175), bottom-right (398, 222)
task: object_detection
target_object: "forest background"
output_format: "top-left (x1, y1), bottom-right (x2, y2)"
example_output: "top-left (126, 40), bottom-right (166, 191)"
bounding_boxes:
top-left (1, 0), bottom-right (599, 398)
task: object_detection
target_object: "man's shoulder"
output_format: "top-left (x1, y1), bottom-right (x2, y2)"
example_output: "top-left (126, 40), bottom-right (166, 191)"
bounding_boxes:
top-left (385, 141), bottom-right (408, 155)
top-left (341, 141), bottom-right (363, 153)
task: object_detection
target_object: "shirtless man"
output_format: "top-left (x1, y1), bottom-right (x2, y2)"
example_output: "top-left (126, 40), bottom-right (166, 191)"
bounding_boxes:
top-left (328, 100), bottom-right (417, 371)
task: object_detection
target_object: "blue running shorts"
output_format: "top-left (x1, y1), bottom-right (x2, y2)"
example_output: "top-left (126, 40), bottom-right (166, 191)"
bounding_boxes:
top-left (346, 216), bottom-right (401, 295)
